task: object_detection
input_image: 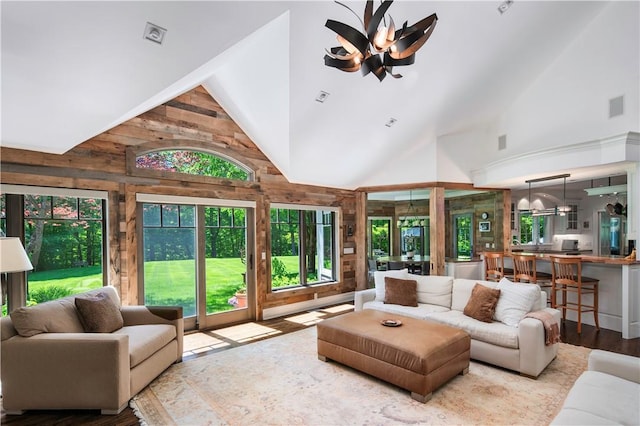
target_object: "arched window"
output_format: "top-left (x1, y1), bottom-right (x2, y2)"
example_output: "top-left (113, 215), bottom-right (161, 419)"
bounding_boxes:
top-left (135, 149), bottom-right (251, 181)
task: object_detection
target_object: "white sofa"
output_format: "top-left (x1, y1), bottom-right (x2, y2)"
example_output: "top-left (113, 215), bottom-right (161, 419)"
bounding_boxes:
top-left (551, 350), bottom-right (640, 425)
top-left (354, 269), bottom-right (561, 378)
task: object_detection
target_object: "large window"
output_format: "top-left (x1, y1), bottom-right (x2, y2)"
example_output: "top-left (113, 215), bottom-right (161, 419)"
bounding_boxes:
top-left (1, 187), bottom-right (107, 313)
top-left (270, 206), bottom-right (336, 290)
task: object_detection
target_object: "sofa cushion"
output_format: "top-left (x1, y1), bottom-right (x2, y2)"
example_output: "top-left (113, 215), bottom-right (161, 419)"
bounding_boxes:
top-left (10, 297), bottom-right (84, 337)
top-left (384, 277), bottom-right (418, 307)
top-left (450, 278), bottom-right (498, 312)
top-left (428, 310), bottom-right (519, 349)
top-left (114, 324), bottom-right (177, 368)
top-left (463, 284), bottom-right (500, 323)
top-left (551, 371), bottom-right (640, 425)
top-left (75, 291), bottom-right (124, 333)
top-left (494, 278), bottom-right (540, 327)
top-left (414, 275), bottom-right (453, 308)
top-left (374, 269), bottom-right (409, 302)
top-left (363, 301), bottom-right (449, 320)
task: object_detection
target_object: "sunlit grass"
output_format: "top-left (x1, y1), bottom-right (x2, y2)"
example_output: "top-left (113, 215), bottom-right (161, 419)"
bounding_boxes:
top-left (22, 256), bottom-right (301, 315)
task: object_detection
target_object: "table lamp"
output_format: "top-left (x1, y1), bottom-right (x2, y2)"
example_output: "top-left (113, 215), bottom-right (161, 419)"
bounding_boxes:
top-left (1, 237), bottom-right (34, 312)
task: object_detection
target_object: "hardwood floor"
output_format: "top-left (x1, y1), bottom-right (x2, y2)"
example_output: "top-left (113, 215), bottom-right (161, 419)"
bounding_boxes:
top-left (2, 305), bottom-right (638, 425)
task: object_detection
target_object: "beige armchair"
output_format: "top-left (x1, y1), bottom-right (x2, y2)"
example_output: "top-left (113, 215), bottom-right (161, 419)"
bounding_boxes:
top-left (1, 286), bottom-right (183, 415)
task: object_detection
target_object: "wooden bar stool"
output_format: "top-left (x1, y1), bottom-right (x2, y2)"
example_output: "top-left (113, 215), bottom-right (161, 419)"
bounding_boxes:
top-left (512, 254), bottom-right (553, 304)
top-left (550, 256), bottom-right (599, 334)
top-left (484, 252), bottom-right (513, 282)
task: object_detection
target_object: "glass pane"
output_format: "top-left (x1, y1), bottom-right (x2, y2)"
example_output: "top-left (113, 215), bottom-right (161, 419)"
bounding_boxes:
top-left (370, 219), bottom-right (390, 257)
top-left (52, 196), bottom-right (78, 219)
top-left (270, 208), bottom-right (300, 289)
top-left (25, 195), bottom-right (104, 305)
top-left (205, 225), bottom-right (247, 314)
top-left (143, 204), bottom-right (161, 226)
top-left (219, 208), bottom-right (232, 227)
top-left (454, 215), bottom-right (472, 259)
top-left (161, 205), bottom-right (179, 227)
top-left (205, 207), bottom-right (219, 227)
top-left (179, 205), bottom-right (196, 227)
top-left (143, 227), bottom-right (196, 317)
top-left (79, 198), bottom-right (102, 220)
top-left (136, 150), bottom-right (249, 180)
top-left (24, 195), bottom-right (51, 219)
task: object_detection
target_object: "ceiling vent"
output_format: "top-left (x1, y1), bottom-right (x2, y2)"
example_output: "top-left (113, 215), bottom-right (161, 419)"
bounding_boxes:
top-left (497, 0), bottom-right (514, 14)
top-left (498, 134), bottom-right (507, 150)
top-left (315, 91), bottom-right (330, 103)
top-left (609, 95), bottom-right (624, 118)
top-left (144, 22), bottom-right (167, 45)
top-left (385, 118), bottom-right (397, 128)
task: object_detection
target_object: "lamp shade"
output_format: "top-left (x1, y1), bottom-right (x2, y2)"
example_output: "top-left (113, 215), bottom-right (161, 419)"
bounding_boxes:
top-left (0, 237), bottom-right (34, 273)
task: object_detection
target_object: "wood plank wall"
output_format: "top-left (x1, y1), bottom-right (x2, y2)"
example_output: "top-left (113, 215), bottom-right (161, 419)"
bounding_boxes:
top-left (0, 86), bottom-right (360, 319)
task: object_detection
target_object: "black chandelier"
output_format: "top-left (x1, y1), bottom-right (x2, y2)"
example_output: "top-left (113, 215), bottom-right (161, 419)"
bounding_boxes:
top-left (324, 0), bottom-right (438, 82)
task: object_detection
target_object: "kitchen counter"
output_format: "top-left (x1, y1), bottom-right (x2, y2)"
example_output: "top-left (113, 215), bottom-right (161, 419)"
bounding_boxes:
top-left (481, 252), bottom-right (640, 339)
top-left (502, 251), bottom-right (639, 265)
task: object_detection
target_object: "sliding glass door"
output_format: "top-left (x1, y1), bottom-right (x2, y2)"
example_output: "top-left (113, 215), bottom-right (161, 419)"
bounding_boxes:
top-left (141, 201), bottom-right (254, 331)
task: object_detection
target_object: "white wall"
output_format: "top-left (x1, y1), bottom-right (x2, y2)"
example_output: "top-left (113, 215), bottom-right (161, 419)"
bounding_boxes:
top-left (497, 1), bottom-right (640, 156)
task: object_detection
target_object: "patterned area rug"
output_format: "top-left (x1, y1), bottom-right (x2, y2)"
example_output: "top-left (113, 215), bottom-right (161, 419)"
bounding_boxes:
top-left (131, 327), bottom-right (590, 425)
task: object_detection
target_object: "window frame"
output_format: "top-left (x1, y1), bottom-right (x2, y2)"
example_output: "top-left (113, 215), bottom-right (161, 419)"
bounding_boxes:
top-left (269, 203), bottom-right (340, 291)
top-left (126, 141), bottom-right (255, 185)
top-left (0, 184), bottom-right (109, 305)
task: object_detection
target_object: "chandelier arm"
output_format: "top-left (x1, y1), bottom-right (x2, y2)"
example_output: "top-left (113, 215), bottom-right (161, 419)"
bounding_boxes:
top-left (325, 47), bottom-right (360, 60)
top-left (361, 54), bottom-right (386, 81)
top-left (384, 66), bottom-right (403, 78)
top-left (334, 1), bottom-right (365, 31)
top-left (366, 0), bottom-right (394, 42)
top-left (384, 52), bottom-right (415, 67)
top-left (363, 0), bottom-right (374, 34)
top-left (325, 20), bottom-right (370, 57)
top-left (324, 54), bottom-right (361, 72)
top-left (390, 13), bottom-right (438, 60)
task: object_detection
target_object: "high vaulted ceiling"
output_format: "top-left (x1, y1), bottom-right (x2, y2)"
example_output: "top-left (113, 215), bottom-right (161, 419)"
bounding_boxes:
top-left (1, 1), bottom-right (622, 190)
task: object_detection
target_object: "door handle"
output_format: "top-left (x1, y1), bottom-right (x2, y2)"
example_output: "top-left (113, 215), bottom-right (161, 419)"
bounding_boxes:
top-left (249, 253), bottom-right (253, 270)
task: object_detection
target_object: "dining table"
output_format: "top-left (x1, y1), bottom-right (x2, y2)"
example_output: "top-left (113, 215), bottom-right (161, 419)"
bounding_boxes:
top-left (376, 255), bottom-right (430, 274)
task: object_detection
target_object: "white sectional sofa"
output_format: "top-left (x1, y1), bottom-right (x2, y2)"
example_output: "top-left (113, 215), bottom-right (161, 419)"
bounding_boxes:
top-left (551, 350), bottom-right (640, 425)
top-left (354, 269), bottom-right (561, 378)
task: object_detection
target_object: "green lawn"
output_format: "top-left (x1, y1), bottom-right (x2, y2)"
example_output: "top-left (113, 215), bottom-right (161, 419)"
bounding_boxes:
top-left (24, 256), bottom-right (301, 316)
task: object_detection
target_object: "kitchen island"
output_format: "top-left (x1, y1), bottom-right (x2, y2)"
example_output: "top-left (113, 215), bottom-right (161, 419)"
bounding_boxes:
top-left (482, 252), bottom-right (639, 339)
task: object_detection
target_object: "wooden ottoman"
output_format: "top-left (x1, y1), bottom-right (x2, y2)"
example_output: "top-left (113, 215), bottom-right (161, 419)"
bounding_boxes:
top-left (317, 309), bottom-right (470, 402)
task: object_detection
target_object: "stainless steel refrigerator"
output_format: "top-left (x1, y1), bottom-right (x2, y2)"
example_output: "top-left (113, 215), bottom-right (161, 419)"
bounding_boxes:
top-left (598, 212), bottom-right (627, 256)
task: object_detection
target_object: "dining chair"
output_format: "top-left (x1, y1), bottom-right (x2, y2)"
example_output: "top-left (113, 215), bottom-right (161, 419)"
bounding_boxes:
top-left (512, 254), bottom-right (553, 304)
top-left (550, 256), bottom-right (599, 334)
top-left (387, 261), bottom-right (405, 271)
top-left (484, 252), bottom-right (513, 282)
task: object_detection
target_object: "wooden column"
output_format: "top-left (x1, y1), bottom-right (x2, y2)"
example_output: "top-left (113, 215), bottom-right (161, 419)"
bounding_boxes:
top-left (355, 191), bottom-right (367, 290)
top-left (430, 187), bottom-right (446, 275)
top-left (502, 189), bottom-right (512, 251)
top-left (124, 185), bottom-right (138, 305)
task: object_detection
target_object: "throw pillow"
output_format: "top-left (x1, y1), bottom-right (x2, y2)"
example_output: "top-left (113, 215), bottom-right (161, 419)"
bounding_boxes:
top-left (10, 297), bottom-right (85, 337)
top-left (494, 278), bottom-right (541, 327)
top-left (75, 291), bottom-right (124, 333)
top-left (463, 283), bottom-right (501, 323)
top-left (374, 269), bottom-right (409, 301)
top-left (383, 277), bottom-right (418, 307)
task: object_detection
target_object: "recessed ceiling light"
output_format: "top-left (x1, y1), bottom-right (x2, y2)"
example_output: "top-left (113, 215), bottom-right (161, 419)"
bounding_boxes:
top-left (144, 22), bottom-right (167, 45)
top-left (497, 0), bottom-right (514, 14)
top-left (316, 91), bottom-right (330, 103)
top-left (385, 118), bottom-right (397, 128)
